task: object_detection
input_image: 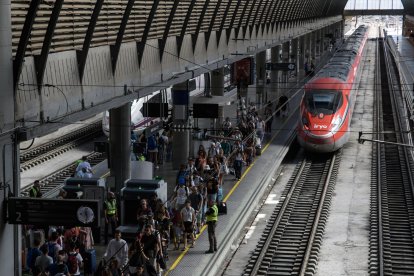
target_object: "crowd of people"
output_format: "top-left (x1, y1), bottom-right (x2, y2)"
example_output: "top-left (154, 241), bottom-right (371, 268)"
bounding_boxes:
top-left (23, 95), bottom-right (292, 276)
top-left (25, 226), bottom-right (94, 276)
top-left (95, 103), bottom-right (282, 274)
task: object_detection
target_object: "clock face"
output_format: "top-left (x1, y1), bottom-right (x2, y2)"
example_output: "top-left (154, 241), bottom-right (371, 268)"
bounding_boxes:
top-left (76, 206), bottom-right (95, 224)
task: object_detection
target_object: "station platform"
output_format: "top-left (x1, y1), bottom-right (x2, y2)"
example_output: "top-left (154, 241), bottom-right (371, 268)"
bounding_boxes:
top-left (86, 79), bottom-right (305, 275)
top-left (20, 44), bottom-right (333, 275)
top-left (389, 34), bottom-right (414, 73)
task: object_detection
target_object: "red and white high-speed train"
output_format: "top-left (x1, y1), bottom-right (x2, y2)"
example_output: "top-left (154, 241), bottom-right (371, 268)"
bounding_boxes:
top-left (297, 25), bottom-right (368, 152)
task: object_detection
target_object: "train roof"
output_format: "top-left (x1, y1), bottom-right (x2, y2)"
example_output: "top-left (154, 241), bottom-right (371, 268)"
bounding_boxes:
top-left (312, 26), bottom-right (366, 82)
top-left (314, 65), bottom-right (349, 82)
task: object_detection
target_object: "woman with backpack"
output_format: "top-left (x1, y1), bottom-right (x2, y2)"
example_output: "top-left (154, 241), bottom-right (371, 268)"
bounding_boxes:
top-left (147, 134), bottom-right (158, 169)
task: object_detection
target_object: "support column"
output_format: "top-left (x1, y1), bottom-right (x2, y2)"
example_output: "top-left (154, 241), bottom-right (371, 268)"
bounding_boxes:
top-left (321, 26), bottom-right (328, 53)
top-left (310, 31), bottom-right (317, 60)
top-left (299, 36), bottom-right (305, 76)
top-left (172, 81), bottom-right (190, 170)
top-left (211, 68), bottom-right (224, 96)
top-left (210, 68), bottom-right (225, 130)
top-left (282, 41), bottom-right (290, 93)
top-left (340, 20), bottom-right (345, 39)
top-left (270, 45), bottom-right (281, 101)
top-left (0, 0), bottom-right (19, 274)
top-left (314, 30), bottom-right (322, 59)
top-left (203, 72), bottom-right (211, 97)
top-left (255, 51), bottom-right (266, 105)
top-left (109, 103), bottom-right (131, 193)
top-left (305, 32), bottom-right (311, 63)
top-left (291, 38), bottom-right (299, 78)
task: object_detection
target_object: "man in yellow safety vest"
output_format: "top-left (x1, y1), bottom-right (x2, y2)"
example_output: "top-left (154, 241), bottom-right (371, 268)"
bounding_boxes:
top-left (205, 200), bottom-right (218, 254)
top-left (104, 192), bottom-right (118, 244)
top-left (29, 180), bottom-right (42, 198)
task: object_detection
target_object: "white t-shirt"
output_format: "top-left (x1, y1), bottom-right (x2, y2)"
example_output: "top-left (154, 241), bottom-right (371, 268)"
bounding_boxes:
top-left (175, 186), bottom-right (189, 205)
top-left (181, 206), bottom-right (195, 222)
top-left (104, 239), bottom-right (129, 268)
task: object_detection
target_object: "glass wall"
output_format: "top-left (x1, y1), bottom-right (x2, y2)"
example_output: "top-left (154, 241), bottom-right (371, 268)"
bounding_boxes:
top-left (345, 0), bottom-right (403, 10)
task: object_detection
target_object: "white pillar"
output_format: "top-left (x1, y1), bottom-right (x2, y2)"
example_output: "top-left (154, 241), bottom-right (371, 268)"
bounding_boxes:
top-left (0, 0), bottom-right (20, 274)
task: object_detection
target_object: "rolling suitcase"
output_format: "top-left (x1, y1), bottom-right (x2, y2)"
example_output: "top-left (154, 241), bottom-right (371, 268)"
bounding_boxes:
top-left (83, 248), bottom-right (97, 274)
top-left (217, 202), bottom-right (227, 215)
top-left (255, 146), bottom-right (262, 156)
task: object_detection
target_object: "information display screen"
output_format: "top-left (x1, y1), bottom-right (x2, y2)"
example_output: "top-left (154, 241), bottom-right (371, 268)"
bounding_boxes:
top-left (8, 197), bottom-right (101, 227)
top-left (143, 103), bottom-right (168, 118)
top-left (193, 103), bottom-right (219, 118)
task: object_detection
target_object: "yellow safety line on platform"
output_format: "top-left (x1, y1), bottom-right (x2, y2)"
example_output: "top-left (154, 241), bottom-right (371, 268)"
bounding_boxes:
top-left (165, 127), bottom-right (282, 275)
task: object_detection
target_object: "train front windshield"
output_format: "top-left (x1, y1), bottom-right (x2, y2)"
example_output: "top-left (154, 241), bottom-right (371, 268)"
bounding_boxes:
top-left (304, 90), bottom-right (343, 115)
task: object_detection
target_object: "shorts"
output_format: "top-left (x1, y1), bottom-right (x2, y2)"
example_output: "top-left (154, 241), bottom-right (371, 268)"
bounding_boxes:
top-left (183, 221), bottom-right (194, 233)
top-left (173, 225), bottom-right (182, 237)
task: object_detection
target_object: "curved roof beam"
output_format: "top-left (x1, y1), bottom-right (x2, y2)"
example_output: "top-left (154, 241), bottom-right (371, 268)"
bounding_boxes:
top-left (13, 0), bottom-right (42, 91)
top-left (110, 0), bottom-right (137, 73)
top-left (34, 0), bottom-right (65, 91)
top-left (262, 0), bottom-right (274, 35)
top-left (205, 0), bottom-right (223, 48)
top-left (77, 0), bottom-right (104, 82)
top-left (216, 0), bottom-right (232, 47)
top-left (159, 0), bottom-right (181, 61)
top-left (177, 0), bottom-right (197, 56)
top-left (235, 1), bottom-right (249, 39)
top-left (226, 0), bottom-right (242, 44)
top-left (192, 0), bottom-right (210, 52)
top-left (243, 0), bottom-right (257, 38)
top-left (243, 0), bottom-right (258, 38)
top-left (137, 0), bottom-right (160, 66)
top-left (258, 0), bottom-right (273, 36)
top-left (250, 0), bottom-right (266, 38)
top-left (270, 1), bottom-right (283, 33)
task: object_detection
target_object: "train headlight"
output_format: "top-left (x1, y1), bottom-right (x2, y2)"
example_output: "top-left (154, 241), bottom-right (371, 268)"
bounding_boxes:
top-left (331, 116), bottom-right (342, 133)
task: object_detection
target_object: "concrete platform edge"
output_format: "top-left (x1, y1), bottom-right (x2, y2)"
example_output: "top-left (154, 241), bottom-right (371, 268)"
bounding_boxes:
top-left (200, 125), bottom-right (297, 275)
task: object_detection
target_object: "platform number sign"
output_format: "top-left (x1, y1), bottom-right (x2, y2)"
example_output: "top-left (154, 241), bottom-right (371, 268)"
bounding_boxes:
top-left (7, 197), bottom-right (100, 227)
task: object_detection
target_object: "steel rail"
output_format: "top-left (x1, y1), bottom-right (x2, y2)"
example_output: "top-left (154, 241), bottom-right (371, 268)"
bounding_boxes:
top-left (299, 153), bottom-right (337, 276)
top-left (375, 33), bottom-right (385, 276)
top-left (245, 151), bottom-right (340, 275)
top-left (249, 159), bottom-right (307, 275)
top-left (20, 151), bottom-right (106, 198)
top-left (371, 28), bottom-right (414, 275)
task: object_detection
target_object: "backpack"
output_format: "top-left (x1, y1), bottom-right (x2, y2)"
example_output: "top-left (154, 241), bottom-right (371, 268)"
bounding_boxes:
top-left (158, 136), bottom-right (165, 146)
top-left (47, 242), bottom-right (57, 262)
top-left (147, 136), bottom-right (157, 150)
top-left (67, 252), bottom-right (79, 274)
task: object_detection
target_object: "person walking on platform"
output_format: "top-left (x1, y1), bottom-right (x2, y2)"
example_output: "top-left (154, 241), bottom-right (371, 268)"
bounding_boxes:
top-left (29, 180), bottom-right (42, 198)
top-left (233, 142), bottom-right (244, 180)
top-left (104, 230), bottom-right (129, 270)
top-left (181, 200), bottom-right (196, 250)
top-left (205, 200), bottom-right (218, 254)
top-left (147, 134), bottom-right (159, 169)
top-left (104, 192), bottom-right (118, 244)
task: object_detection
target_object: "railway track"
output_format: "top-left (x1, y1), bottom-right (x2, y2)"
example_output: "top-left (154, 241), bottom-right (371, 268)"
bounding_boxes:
top-left (369, 34), bottom-right (414, 275)
top-left (20, 121), bottom-right (103, 172)
top-left (243, 151), bottom-right (341, 275)
top-left (20, 151), bottom-right (107, 198)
